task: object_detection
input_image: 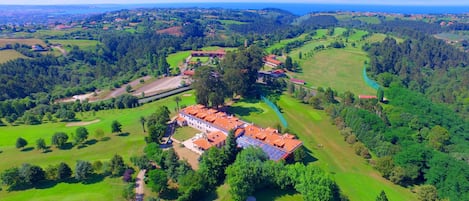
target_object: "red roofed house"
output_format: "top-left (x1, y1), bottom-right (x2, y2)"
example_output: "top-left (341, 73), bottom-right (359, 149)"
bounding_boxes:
top-left (177, 105), bottom-right (303, 160)
top-left (264, 55), bottom-right (283, 67)
top-left (290, 78), bottom-right (305, 85)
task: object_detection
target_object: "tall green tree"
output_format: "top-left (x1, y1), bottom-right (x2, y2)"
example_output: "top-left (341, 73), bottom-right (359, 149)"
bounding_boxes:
top-left (148, 169), bottom-right (168, 194)
top-left (75, 160), bottom-right (93, 181)
top-left (57, 162), bottom-right (72, 180)
top-left (222, 45), bottom-right (264, 97)
top-left (173, 96), bottom-right (182, 111)
top-left (376, 190), bottom-right (389, 201)
top-left (110, 154), bottom-right (125, 176)
top-left (377, 88), bottom-right (384, 102)
top-left (139, 116), bottom-right (146, 133)
top-left (427, 125), bottom-right (450, 152)
top-left (16, 137), bottom-right (28, 150)
top-left (193, 65), bottom-right (227, 107)
top-left (285, 56), bottom-right (293, 71)
top-left (51, 132), bottom-right (69, 148)
top-left (223, 130), bottom-right (239, 164)
top-left (74, 127), bottom-right (89, 145)
top-left (0, 167), bottom-right (21, 189)
top-left (111, 120), bottom-right (122, 134)
top-left (36, 138), bottom-right (47, 152)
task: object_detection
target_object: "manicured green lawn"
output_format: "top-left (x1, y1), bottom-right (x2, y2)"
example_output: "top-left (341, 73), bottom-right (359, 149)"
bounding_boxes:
top-left (0, 177), bottom-right (125, 201)
top-left (172, 126), bottom-right (199, 141)
top-left (0, 91), bottom-right (197, 200)
top-left (289, 46), bottom-right (376, 95)
top-left (190, 56), bottom-right (210, 63)
top-left (167, 50), bottom-right (191, 68)
top-left (228, 99), bottom-right (280, 128)
top-left (0, 49), bottom-right (27, 64)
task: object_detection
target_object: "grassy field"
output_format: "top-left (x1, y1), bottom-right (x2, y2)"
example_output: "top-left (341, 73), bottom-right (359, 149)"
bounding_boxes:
top-left (265, 33), bottom-right (309, 52)
top-left (227, 99), bottom-right (280, 128)
top-left (167, 50), bottom-right (191, 68)
top-left (216, 95), bottom-right (416, 201)
top-left (172, 126), bottom-right (199, 141)
top-left (190, 56), bottom-right (210, 63)
top-left (219, 20), bottom-right (247, 25)
top-left (0, 177), bottom-right (125, 201)
top-left (289, 47), bottom-right (375, 95)
top-left (0, 91), bottom-right (197, 200)
top-left (167, 46), bottom-right (237, 68)
top-left (0, 38), bottom-right (46, 47)
top-left (0, 49), bottom-right (28, 64)
top-left (48, 39), bottom-right (99, 51)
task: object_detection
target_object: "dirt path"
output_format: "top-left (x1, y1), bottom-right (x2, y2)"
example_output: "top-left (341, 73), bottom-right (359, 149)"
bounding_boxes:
top-left (133, 76), bottom-right (183, 97)
top-left (66, 119), bottom-right (100, 127)
top-left (105, 76), bottom-right (151, 99)
top-left (51, 45), bottom-right (67, 56)
top-left (135, 169), bottom-right (146, 201)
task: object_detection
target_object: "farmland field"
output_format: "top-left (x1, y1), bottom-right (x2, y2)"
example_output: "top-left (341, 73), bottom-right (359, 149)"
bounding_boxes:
top-left (48, 39), bottom-right (99, 51)
top-left (0, 38), bottom-right (46, 47)
top-left (0, 49), bottom-right (28, 63)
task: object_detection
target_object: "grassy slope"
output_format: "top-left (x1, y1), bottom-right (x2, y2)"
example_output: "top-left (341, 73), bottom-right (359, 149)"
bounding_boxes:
top-left (286, 29), bottom-right (375, 95)
top-left (277, 95), bottom-right (415, 201)
top-left (0, 38), bottom-right (46, 47)
top-left (0, 49), bottom-right (28, 64)
top-left (0, 92), bottom-right (196, 200)
top-left (289, 47), bottom-right (375, 95)
top-left (215, 95), bottom-right (415, 201)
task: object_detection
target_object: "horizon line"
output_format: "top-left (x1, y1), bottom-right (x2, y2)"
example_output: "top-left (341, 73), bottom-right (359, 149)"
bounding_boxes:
top-left (2, 2), bottom-right (469, 6)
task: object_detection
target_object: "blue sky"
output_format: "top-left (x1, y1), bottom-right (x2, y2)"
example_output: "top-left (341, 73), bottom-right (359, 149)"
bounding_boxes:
top-left (0, 0), bottom-right (468, 5)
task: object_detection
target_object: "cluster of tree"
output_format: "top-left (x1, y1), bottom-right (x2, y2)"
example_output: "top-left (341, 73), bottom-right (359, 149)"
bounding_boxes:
top-left (144, 106), bottom-right (170, 144)
top-left (365, 36), bottom-right (469, 118)
top-left (324, 86), bottom-right (469, 200)
top-left (0, 154), bottom-right (130, 192)
top-left (226, 147), bottom-right (343, 201)
top-left (286, 83), bottom-right (337, 110)
top-left (0, 92), bottom-right (141, 126)
top-left (193, 45), bottom-right (264, 107)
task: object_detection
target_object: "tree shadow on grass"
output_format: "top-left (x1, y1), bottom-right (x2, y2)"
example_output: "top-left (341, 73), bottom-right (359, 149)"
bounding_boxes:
top-left (76, 144), bottom-right (88, 149)
top-left (117, 132), bottom-right (130, 137)
top-left (101, 137), bottom-right (111, 141)
top-left (227, 106), bottom-right (263, 117)
top-left (21, 147), bottom-right (34, 152)
top-left (303, 147), bottom-right (318, 163)
top-left (64, 174), bottom-right (105, 185)
top-left (60, 142), bottom-right (74, 150)
top-left (85, 139), bottom-right (98, 146)
top-left (42, 149), bottom-right (53, 154)
top-left (35, 180), bottom-right (58, 189)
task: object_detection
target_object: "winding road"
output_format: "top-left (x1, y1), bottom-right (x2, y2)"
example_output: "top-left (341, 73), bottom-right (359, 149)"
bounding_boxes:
top-left (135, 169), bottom-right (146, 201)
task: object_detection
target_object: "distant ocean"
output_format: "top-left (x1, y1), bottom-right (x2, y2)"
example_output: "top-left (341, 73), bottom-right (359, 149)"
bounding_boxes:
top-left (4, 3), bottom-right (469, 16)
